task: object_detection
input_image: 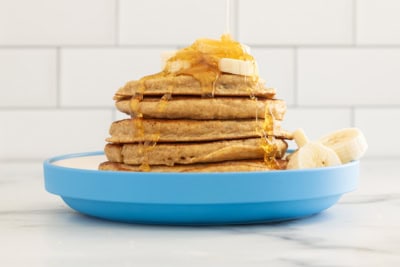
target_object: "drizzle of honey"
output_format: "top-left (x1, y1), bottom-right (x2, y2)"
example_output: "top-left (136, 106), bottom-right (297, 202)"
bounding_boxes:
top-left (136, 134), bottom-right (160, 172)
top-left (138, 162), bottom-right (151, 172)
top-left (128, 72), bottom-right (161, 117)
top-left (158, 88), bottom-right (172, 112)
top-left (132, 116), bottom-right (148, 171)
top-left (129, 97), bottom-right (142, 118)
top-left (259, 102), bottom-right (281, 170)
top-left (133, 117), bottom-right (144, 138)
top-left (125, 33), bottom-right (276, 172)
top-left (129, 34), bottom-right (256, 100)
top-left (166, 34), bottom-right (256, 96)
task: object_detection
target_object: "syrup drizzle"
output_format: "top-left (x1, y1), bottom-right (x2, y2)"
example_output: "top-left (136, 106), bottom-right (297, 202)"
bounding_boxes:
top-left (125, 34), bottom-right (280, 171)
top-left (260, 102), bottom-right (280, 169)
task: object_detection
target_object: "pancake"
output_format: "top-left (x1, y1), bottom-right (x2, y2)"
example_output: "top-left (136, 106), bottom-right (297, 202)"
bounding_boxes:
top-left (99, 35), bottom-right (293, 172)
top-left (114, 74), bottom-right (276, 100)
top-left (105, 138), bottom-right (287, 166)
top-left (106, 118), bottom-right (293, 143)
top-left (99, 159), bottom-right (288, 172)
top-left (116, 97), bottom-right (286, 120)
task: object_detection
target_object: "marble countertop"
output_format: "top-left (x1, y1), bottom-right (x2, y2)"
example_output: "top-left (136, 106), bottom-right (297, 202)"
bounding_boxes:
top-left (0, 159), bottom-right (399, 267)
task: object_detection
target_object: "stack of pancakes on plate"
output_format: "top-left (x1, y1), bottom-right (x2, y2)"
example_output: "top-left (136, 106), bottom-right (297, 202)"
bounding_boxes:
top-left (99, 36), bottom-right (292, 172)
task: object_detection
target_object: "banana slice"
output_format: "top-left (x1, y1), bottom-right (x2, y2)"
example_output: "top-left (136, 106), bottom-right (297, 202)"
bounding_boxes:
top-left (219, 58), bottom-right (258, 76)
top-left (161, 50), bottom-right (177, 69)
top-left (287, 142), bottom-right (341, 170)
top-left (241, 44), bottom-right (251, 54)
top-left (160, 49), bottom-right (258, 76)
top-left (287, 128), bottom-right (341, 170)
top-left (165, 60), bottom-right (191, 73)
top-left (318, 128), bottom-right (368, 164)
top-left (292, 128), bottom-right (309, 147)
top-left (161, 50), bottom-right (191, 73)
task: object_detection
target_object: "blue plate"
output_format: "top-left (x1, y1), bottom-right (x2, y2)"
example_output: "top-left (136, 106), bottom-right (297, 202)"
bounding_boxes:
top-left (43, 151), bottom-right (359, 225)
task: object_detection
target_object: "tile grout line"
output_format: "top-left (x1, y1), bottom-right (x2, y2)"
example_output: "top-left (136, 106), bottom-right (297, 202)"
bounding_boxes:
top-left (0, 107), bottom-right (115, 111)
top-left (293, 47), bottom-right (298, 107)
top-left (0, 45), bottom-right (179, 49)
top-left (350, 106), bottom-right (356, 127)
top-left (56, 47), bottom-right (61, 108)
top-left (115, 0), bottom-right (120, 46)
top-left (4, 44), bottom-right (400, 49)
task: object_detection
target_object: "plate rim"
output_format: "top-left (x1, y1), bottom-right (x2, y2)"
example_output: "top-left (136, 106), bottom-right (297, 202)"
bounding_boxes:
top-left (43, 151), bottom-right (359, 205)
top-left (44, 150), bottom-right (359, 175)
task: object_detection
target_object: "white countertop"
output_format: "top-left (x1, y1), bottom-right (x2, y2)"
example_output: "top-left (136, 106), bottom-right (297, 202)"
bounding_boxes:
top-left (0, 159), bottom-right (399, 266)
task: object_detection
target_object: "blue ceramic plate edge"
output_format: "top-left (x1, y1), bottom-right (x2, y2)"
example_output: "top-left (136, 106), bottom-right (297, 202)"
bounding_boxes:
top-left (43, 151), bottom-right (359, 204)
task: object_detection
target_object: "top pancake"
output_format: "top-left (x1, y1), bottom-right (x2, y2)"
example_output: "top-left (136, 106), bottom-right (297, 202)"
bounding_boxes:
top-left (114, 74), bottom-right (276, 100)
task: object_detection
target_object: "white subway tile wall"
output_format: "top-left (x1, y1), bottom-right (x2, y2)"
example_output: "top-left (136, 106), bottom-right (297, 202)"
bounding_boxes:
top-left (355, 108), bottom-right (400, 157)
top-left (0, 0), bottom-right (115, 45)
top-left (357, 0), bottom-right (400, 44)
top-left (298, 48), bottom-right (400, 106)
top-left (238, 0), bottom-right (353, 45)
top-left (283, 108), bottom-right (352, 150)
top-left (0, 110), bottom-right (112, 160)
top-left (251, 49), bottom-right (295, 105)
top-left (119, 0), bottom-right (226, 45)
top-left (0, 0), bottom-right (398, 160)
top-left (0, 49), bottom-right (57, 107)
top-left (60, 48), bottom-right (169, 107)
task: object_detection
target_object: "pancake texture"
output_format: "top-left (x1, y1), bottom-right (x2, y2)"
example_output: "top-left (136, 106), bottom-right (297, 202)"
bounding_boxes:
top-left (106, 118), bottom-right (291, 143)
top-left (99, 159), bottom-right (288, 173)
top-left (105, 138), bottom-right (288, 166)
top-left (116, 97), bottom-right (286, 120)
top-left (114, 74), bottom-right (276, 100)
top-left (100, 37), bottom-right (292, 172)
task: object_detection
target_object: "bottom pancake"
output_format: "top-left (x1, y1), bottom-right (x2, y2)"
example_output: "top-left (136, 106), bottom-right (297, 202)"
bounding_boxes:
top-left (98, 160), bottom-right (287, 173)
top-left (105, 138), bottom-right (287, 166)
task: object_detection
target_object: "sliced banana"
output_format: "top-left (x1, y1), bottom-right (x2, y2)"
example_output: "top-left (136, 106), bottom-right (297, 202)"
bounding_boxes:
top-left (161, 50), bottom-right (177, 69)
top-left (161, 50), bottom-right (191, 73)
top-left (165, 60), bottom-right (191, 73)
top-left (287, 142), bottom-right (341, 170)
top-left (292, 128), bottom-right (309, 148)
top-left (318, 128), bottom-right (368, 164)
top-left (287, 128), bottom-right (341, 170)
top-left (241, 44), bottom-right (251, 54)
top-left (161, 46), bottom-right (258, 76)
top-left (219, 58), bottom-right (258, 76)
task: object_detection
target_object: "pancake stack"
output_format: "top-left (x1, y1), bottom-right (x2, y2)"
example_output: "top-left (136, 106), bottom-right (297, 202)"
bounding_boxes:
top-left (99, 36), bottom-right (292, 172)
